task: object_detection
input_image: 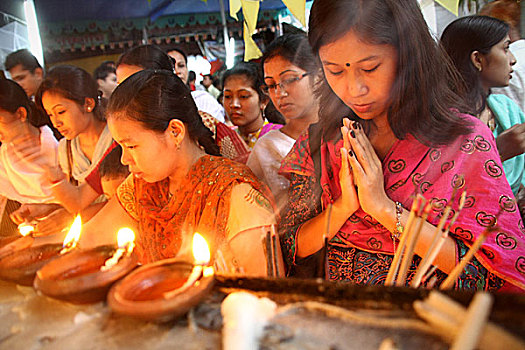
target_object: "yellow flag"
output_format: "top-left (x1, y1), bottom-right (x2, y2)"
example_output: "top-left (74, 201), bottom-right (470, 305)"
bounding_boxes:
top-left (282, 0), bottom-right (306, 27)
top-left (229, 0), bottom-right (242, 20)
top-left (244, 22), bottom-right (263, 60)
top-left (435, 0), bottom-right (459, 16)
top-left (241, 0), bottom-right (262, 60)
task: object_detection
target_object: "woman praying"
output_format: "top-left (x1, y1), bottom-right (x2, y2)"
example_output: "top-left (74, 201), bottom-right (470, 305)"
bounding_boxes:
top-left (280, 0), bottom-right (524, 291)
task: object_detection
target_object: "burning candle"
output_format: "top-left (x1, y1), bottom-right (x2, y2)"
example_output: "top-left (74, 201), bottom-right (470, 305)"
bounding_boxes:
top-left (18, 222), bottom-right (35, 236)
top-left (60, 215), bottom-right (82, 254)
top-left (163, 232), bottom-right (214, 299)
top-left (100, 228), bottom-right (135, 271)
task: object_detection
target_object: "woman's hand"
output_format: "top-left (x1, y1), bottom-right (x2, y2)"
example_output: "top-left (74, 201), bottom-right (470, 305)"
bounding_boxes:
top-left (496, 123), bottom-right (525, 162)
top-left (10, 203), bottom-right (62, 225)
top-left (342, 118), bottom-right (390, 217)
top-left (339, 124), bottom-right (359, 216)
top-left (32, 208), bottom-right (74, 237)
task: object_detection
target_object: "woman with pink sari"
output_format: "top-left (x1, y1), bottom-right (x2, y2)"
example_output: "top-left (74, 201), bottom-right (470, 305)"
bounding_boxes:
top-left (280, 0), bottom-right (524, 292)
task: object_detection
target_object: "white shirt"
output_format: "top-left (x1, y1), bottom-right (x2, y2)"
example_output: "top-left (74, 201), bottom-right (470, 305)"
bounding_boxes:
top-left (492, 40), bottom-right (525, 113)
top-left (0, 126), bottom-right (58, 203)
top-left (246, 129), bottom-right (296, 209)
top-left (192, 90), bottom-right (225, 123)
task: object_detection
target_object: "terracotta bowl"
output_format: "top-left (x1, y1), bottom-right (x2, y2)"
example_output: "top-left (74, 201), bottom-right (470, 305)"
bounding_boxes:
top-left (0, 243), bottom-right (63, 286)
top-left (107, 258), bottom-right (215, 322)
top-left (34, 245), bottom-right (138, 304)
top-left (0, 235), bottom-right (34, 260)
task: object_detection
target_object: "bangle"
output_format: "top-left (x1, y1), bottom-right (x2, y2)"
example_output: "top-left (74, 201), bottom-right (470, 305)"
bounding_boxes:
top-left (392, 202), bottom-right (404, 240)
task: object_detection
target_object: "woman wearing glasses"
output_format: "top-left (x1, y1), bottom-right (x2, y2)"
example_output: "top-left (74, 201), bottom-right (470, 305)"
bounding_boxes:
top-left (222, 62), bottom-right (284, 163)
top-left (247, 33), bottom-right (319, 208)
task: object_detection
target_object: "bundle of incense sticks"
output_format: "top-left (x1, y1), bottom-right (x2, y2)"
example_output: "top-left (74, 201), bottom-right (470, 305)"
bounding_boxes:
top-left (413, 291), bottom-right (525, 350)
top-left (262, 225), bottom-right (281, 277)
top-left (386, 192), bottom-right (467, 288)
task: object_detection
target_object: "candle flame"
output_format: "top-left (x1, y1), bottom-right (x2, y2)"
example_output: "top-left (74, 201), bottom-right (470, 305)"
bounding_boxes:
top-left (62, 215), bottom-right (82, 250)
top-left (192, 232), bottom-right (210, 265)
top-left (117, 227), bottom-right (135, 251)
top-left (18, 223), bottom-right (35, 236)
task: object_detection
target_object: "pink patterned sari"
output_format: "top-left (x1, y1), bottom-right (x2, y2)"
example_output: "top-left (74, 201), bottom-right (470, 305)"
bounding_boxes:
top-left (280, 114), bottom-right (525, 291)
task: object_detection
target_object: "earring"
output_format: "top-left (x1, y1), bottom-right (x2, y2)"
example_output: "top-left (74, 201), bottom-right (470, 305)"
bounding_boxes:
top-left (87, 107), bottom-right (92, 112)
top-left (261, 108), bottom-right (266, 120)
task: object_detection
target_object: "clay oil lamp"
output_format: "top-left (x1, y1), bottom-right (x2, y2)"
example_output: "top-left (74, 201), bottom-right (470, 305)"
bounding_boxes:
top-left (0, 222), bottom-right (36, 260)
top-left (34, 227), bottom-right (138, 304)
top-left (0, 215), bottom-right (82, 286)
top-left (108, 232), bottom-right (215, 322)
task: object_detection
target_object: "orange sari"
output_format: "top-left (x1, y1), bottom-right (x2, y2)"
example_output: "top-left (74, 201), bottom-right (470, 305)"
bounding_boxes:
top-left (117, 155), bottom-right (275, 264)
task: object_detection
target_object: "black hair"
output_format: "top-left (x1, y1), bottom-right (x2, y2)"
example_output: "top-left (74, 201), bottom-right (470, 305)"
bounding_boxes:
top-left (0, 79), bottom-right (47, 127)
top-left (167, 47), bottom-right (188, 64)
top-left (441, 15), bottom-right (510, 115)
top-left (36, 65), bottom-right (106, 122)
top-left (222, 61), bottom-right (285, 125)
top-left (99, 145), bottom-right (129, 180)
top-left (107, 69), bottom-right (220, 156)
top-left (5, 49), bottom-right (42, 73)
top-left (93, 62), bottom-right (116, 81)
top-left (308, 0), bottom-right (472, 146)
top-left (261, 33), bottom-right (319, 80)
top-left (188, 70), bottom-right (196, 82)
top-left (116, 45), bottom-right (175, 72)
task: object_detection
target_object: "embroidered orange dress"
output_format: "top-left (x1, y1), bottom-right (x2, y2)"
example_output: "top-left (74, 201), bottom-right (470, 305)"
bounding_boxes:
top-left (116, 155), bottom-right (276, 268)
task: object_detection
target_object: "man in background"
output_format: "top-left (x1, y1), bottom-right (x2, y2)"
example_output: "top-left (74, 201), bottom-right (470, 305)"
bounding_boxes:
top-left (202, 73), bottom-right (221, 100)
top-left (4, 49), bottom-right (43, 99)
top-left (93, 61), bottom-right (118, 99)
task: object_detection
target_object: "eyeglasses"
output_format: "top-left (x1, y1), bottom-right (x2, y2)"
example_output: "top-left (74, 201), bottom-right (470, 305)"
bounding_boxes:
top-left (262, 73), bottom-right (309, 95)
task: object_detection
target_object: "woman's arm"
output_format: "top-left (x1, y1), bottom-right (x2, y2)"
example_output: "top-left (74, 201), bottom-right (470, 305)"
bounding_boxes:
top-left (48, 179), bottom-right (101, 214)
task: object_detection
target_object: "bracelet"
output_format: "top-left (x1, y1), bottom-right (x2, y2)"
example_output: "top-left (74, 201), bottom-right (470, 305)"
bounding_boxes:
top-left (392, 202), bottom-right (404, 240)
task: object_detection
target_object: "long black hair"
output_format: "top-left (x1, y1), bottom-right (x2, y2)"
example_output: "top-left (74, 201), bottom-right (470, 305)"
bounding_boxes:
top-left (308, 0), bottom-right (472, 146)
top-left (107, 69), bottom-right (220, 156)
top-left (441, 15), bottom-right (510, 115)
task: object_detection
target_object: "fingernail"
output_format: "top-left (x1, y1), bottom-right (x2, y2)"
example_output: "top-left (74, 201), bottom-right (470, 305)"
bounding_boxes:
top-left (348, 149), bottom-right (354, 157)
top-left (352, 121), bottom-right (358, 130)
top-left (350, 130), bottom-right (355, 138)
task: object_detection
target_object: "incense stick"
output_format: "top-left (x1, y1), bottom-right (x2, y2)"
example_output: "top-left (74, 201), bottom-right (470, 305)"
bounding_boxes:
top-left (396, 200), bottom-right (431, 286)
top-left (270, 225), bottom-right (280, 277)
top-left (412, 192), bottom-right (467, 288)
top-left (450, 292), bottom-right (493, 350)
top-left (263, 227), bottom-right (274, 277)
top-left (318, 204), bottom-right (333, 279)
top-left (385, 196), bottom-right (420, 286)
top-left (411, 206), bottom-right (452, 288)
top-left (440, 228), bottom-right (491, 290)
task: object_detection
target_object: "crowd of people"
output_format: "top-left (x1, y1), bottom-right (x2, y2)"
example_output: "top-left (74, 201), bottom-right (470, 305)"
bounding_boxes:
top-left (0, 0), bottom-right (523, 291)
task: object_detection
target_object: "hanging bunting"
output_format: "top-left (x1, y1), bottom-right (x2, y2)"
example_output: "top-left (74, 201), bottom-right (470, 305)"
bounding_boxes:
top-left (241, 0), bottom-right (261, 60)
top-left (281, 0), bottom-right (306, 27)
top-left (434, 0), bottom-right (460, 16)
